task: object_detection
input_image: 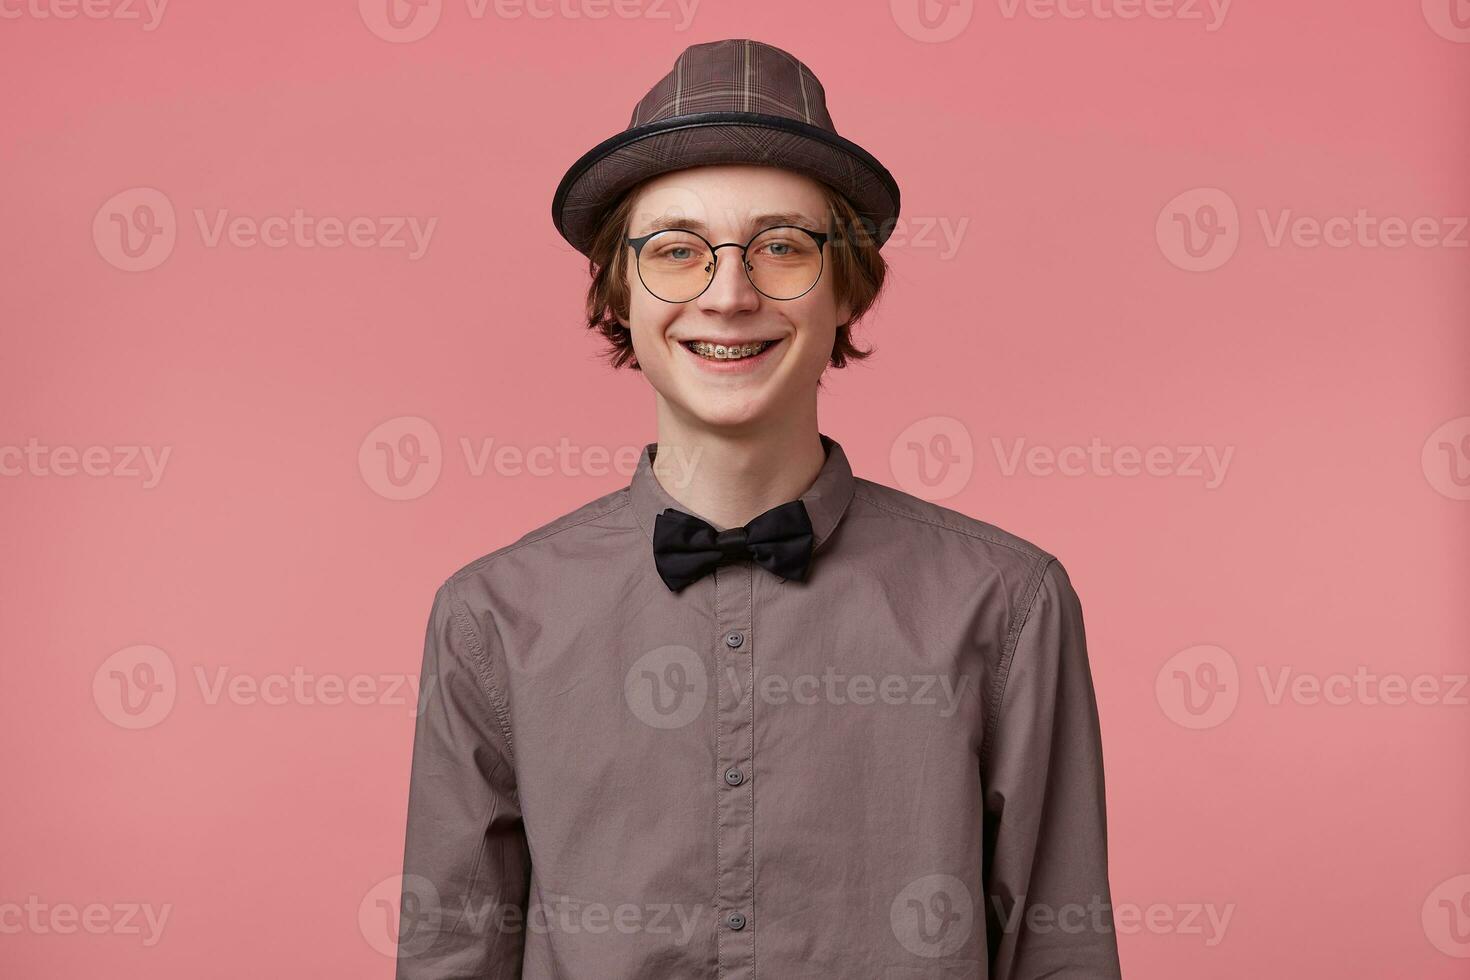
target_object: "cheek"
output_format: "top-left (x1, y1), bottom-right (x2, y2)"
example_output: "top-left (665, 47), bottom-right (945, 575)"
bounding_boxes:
top-left (626, 301), bottom-right (678, 368)
top-left (791, 297), bottom-right (840, 360)
top-left (796, 325), bottom-right (838, 373)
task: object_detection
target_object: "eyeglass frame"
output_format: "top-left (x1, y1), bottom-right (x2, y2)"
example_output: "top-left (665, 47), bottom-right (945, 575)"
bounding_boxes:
top-left (624, 224), bottom-right (831, 304)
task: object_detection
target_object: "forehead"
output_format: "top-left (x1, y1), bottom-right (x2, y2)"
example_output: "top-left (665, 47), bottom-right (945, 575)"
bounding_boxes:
top-left (626, 164), bottom-right (829, 237)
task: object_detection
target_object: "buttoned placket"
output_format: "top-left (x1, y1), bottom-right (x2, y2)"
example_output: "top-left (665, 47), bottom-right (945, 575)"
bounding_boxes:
top-left (714, 558), bottom-right (756, 979)
top-left (631, 434), bottom-right (851, 979)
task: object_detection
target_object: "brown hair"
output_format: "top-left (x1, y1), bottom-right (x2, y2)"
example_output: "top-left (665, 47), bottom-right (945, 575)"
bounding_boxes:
top-left (581, 177), bottom-right (890, 374)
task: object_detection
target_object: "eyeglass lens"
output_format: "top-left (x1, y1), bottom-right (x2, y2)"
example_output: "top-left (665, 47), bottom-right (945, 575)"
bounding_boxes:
top-left (636, 227), bottom-right (823, 303)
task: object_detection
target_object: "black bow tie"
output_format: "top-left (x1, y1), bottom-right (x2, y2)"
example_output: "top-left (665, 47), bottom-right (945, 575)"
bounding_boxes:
top-left (652, 500), bottom-right (815, 592)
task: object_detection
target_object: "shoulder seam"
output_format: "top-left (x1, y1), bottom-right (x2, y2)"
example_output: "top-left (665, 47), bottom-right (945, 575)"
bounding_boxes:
top-left (452, 492), bottom-right (634, 580)
top-left (851, 485), bottom-right (1049, 561)
top-left (979, 555), bottom-right (1057, 774)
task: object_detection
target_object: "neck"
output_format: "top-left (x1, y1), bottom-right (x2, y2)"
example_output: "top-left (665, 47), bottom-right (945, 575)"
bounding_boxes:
top-left (650, 402), bottom-right (826, 532)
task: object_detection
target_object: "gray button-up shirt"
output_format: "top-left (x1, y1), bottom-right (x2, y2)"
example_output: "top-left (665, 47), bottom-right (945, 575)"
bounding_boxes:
top-left (396, 433), bottom-right (1121, 979)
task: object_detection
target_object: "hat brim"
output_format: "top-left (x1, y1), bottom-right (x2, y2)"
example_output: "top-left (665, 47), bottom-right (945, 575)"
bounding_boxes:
top-left (551, 111), bottom-right (901, 258)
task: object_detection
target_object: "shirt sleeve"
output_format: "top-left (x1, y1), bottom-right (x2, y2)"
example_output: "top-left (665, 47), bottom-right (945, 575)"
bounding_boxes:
top-left (980, 557), bottom-right (1122, 979)
top-left (396, 578), bottom-right (532, 979)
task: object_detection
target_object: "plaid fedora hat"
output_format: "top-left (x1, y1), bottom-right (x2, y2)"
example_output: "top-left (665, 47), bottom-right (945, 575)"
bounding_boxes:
top-left (550, 38), bottom-right (902, 258)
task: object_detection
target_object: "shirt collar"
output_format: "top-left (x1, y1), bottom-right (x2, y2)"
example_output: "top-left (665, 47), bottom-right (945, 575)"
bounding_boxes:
top-left (628, 431), bottom-right (856, 554)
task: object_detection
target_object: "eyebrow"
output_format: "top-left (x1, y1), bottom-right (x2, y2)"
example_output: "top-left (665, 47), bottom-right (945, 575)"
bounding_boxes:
top-left (638, 211), bottom-right (819, 237)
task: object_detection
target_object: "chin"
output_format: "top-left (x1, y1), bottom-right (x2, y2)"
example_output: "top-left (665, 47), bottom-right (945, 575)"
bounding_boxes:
top-left (690, 405), bottom-right (770, 430)
top-left (678, 394), bottom-right (777, 431)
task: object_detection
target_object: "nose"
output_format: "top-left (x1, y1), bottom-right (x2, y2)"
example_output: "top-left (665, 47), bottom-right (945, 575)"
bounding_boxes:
top-left (695, 243), bottom-right (761, 315)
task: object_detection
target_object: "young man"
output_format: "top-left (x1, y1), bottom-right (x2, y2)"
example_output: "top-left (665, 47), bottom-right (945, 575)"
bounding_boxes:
top-left (396, 39), bottom-right (1122, 980)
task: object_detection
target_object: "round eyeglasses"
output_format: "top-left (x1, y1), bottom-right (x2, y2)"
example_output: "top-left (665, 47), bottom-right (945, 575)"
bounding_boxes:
top-left (626, 225), bottom-right (830, 304)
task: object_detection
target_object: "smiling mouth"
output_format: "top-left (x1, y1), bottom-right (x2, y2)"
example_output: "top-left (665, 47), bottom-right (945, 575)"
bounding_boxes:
top-left (681, 339), bottom-right (779, 361)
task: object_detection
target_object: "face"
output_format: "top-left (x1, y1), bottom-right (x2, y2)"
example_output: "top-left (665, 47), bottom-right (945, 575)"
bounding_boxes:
top-left (618, 164), bottom-right (852, 434)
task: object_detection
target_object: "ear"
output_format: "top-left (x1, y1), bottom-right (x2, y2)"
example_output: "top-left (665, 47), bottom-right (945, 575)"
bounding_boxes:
top-left (836, 299), bottom-right (853, 330)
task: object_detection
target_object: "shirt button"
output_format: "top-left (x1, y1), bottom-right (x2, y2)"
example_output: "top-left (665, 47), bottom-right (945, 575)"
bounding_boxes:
top-left (724, 630), bottom-right (745, 649)
top-left (725, 911), bottom-right (747, 931)
top-left (723, 767), bottom-right (745, 786)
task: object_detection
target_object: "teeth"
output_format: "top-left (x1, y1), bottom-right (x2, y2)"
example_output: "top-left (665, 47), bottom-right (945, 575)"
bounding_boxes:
top-left (687, 340), bottom-right (772, 360)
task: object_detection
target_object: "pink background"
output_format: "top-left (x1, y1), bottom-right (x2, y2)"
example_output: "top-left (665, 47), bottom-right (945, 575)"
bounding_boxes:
top-left (3, 1), bottom-right (1468, 976)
